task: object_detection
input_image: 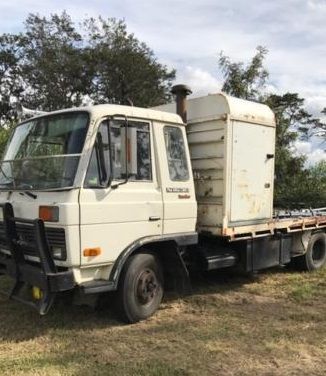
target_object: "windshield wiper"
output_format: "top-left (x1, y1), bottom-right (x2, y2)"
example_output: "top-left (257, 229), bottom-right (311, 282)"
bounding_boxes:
top-left (23, 191), bottom-right (37, 199)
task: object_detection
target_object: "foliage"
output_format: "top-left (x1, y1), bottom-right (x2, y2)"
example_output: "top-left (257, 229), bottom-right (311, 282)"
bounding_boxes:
top-left (84, 17), bottom-right (175, 107)
top-left (0, 126), bottom-right (11, 157)
top-left (219, 46), bottom-right (269, 100)
top-left (0, 34), bottom-right (24, 126)
top-left (0, 12), bottom-right (175, 126)
top-left (275, 161), bottom-right (326, 208)
top-left (318, 107), bottom-right (326, 137)
top-left (20, 13), bottom-right (91, 111)
top-left (218, 47), bottom-right (326, 208)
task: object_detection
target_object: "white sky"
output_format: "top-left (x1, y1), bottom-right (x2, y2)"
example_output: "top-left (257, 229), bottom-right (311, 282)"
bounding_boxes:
top-left (0, 0), bottom-right (325, 162)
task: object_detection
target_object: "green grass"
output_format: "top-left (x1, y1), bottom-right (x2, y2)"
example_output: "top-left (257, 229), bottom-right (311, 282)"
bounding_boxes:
top-left (0, 267), bottom-right (325, 375)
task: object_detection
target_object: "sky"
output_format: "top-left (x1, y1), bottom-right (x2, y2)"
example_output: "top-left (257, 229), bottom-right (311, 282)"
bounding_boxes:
top-left (0, 0), bottom-right (325, 164)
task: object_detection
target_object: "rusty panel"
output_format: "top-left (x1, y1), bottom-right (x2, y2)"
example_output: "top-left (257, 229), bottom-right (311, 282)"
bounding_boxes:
top-left (222, 214), bottom-right (326, 241)
top-left (188, 118), bottom-right (226, 232)
top-left (195, 179), bottom-right (224, 199)
top-left (197, 202), bottom-right (223, 227)
top-left (179, 94), bottom-right (276, 237)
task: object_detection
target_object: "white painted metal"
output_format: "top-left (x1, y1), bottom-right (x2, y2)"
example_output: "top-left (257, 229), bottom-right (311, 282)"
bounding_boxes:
top-left (229, 121), bottom-right (275, 222)
top-left (152, 121), bottom-right (197, 235)
top-left (0, 190), bottom-right (81, 267)
top-left (155, 93), bottom-right (276, 236)
top-left (0, 104), bottom-right (197, 284)
top-left (79, 118), bottom-right (163, 268)
top-left (77, 107), bottom-right (196, 273)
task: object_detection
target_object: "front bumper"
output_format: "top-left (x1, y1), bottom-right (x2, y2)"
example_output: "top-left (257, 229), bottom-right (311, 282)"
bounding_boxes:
top-left (0, 202), bottom-right (75, 314)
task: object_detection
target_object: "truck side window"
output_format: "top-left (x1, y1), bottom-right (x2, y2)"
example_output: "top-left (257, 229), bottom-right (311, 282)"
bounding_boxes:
top-left (110, 120), bottom-right (152, 181)
top-left (164, 126), bottom-right (189, 181)
top-left (84, 121), bottom-right (110, 187)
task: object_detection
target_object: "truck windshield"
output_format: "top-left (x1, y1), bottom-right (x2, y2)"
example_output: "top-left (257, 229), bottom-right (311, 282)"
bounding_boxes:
top-left (0, 111), bottom-right (89, 190)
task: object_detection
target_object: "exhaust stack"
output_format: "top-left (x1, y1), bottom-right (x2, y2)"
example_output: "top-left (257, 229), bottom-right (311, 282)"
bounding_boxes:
top-left (171, 84), bottom-right (192, 123)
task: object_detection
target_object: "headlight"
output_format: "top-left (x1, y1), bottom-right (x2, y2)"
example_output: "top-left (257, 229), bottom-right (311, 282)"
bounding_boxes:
top-left (51, 246), bottom-right (66, 260)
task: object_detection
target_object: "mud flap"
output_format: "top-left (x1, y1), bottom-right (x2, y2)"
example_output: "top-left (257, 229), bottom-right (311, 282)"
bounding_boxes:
top-left (158, 245), bottom-right (192, 295)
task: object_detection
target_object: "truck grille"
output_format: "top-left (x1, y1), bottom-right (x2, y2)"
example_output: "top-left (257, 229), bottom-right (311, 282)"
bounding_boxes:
top-left (0, 222), bottom-right (66, 260)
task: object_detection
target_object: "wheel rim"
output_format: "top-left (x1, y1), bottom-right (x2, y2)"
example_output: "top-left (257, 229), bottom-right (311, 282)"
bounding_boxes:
top-left (136, 268), bottom-right (159, 306)
top-left (312, 239), bottom-right (326, 266)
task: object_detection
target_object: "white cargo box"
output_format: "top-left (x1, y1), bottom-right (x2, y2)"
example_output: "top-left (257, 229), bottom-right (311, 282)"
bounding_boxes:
top-left (155, 94), bottom-right (276, 237)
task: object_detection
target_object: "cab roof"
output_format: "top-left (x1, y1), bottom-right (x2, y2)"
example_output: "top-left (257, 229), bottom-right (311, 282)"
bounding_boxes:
top-left (24, 103), bottom-right (183, 125)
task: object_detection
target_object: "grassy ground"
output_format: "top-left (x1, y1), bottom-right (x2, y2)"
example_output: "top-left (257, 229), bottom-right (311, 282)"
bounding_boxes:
top-left (0, 267), bottom-right (325, 376)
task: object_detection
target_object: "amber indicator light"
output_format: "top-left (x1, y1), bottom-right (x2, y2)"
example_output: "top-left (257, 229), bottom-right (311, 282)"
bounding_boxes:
top-left (83, 247), bottom-right (102, 257)
top-left (39, 206), bottom-right (59, 222)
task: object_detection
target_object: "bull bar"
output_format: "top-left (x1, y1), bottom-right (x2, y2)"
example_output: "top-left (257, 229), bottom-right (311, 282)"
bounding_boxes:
top-left (0, 202), bottom-right (74, 314)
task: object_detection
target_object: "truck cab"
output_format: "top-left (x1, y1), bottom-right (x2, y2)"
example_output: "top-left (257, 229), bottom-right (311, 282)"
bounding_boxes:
top-left (0, 105), bottom-right (197, 321)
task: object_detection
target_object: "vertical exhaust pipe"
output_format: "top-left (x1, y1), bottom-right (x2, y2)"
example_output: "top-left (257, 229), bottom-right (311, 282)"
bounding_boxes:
top-left (171, 84), bottom-right (192, 123)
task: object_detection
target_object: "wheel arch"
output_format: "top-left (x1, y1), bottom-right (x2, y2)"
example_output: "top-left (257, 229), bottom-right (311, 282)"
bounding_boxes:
top-left (290, 229), bottom-right (326, 271)
top-left (291, 229), bottom-right (326, 257)
top-left (108, 232), bottom-right (197, 291)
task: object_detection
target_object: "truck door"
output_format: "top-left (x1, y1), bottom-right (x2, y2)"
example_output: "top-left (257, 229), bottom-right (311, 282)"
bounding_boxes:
top-left (230, 121), bottom-right (275, 222)
top-left (153, 123), bottom-right (197, 235)
top-left (79, 118), bottom-right (163, 266)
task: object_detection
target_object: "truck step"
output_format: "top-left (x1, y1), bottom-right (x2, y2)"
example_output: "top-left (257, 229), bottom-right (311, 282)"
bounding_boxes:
top-left (204, 252), bottom-right (238, 271)
top-left (81, 280), bottom-right (115, 294)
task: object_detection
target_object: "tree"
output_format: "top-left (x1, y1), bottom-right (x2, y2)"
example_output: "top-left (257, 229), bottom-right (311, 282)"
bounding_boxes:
top-left (84, 17), bottom-right (175, 107)
top-left (275, 161), bottom-right (326, 208)
top-left (218, 47), bottom-right (325, 208)
top-left (218, 46), bottom-right (269, 101)
top-left (20, 12), bottom-right (92, 111)
top-left (317, 108), bottom-right (326, 137)
top-left (0, 12), bottom-right (175, 121)
top-left (0, 33), bottom-right (24, 126)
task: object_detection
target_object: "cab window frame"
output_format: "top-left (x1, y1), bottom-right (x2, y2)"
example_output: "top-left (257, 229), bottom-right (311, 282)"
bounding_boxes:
top-left (163, 125), bottom-right (190, 182)
top-left (83, 119), bottom-right (111, 189)
top-left (83, 117), bottom-right (153, 189)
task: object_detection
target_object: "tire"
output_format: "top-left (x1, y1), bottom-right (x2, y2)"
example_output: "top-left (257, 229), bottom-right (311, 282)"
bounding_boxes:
top-left (116, 252), bottom-right (164, 323)
top-left (292, 232), bottom-right (326, 271)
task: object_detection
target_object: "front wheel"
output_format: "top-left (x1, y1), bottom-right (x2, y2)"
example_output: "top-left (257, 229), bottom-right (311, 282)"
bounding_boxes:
top-left (116, 252), bottom-right (164, 323)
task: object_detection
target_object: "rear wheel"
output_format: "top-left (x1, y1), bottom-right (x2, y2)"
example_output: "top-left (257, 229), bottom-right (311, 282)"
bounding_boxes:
top-left (292, 232), bottom-right (326, 271)
top-left (116, 252), bottom-right (164, 323)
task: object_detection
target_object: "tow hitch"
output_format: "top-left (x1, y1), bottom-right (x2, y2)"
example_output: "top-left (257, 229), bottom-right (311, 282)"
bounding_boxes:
top-left (0, 202), bottom-right (74, 314)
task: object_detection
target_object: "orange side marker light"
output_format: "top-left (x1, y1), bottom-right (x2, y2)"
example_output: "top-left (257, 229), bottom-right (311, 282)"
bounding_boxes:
top-left (83, 247), bottom-right (102, 257)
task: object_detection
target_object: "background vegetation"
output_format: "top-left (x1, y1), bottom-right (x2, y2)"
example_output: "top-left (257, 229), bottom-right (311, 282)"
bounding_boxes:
top-left (0, 13), bottom-right (325, 207)
top-left (0, 12), bottom-right (176, 156)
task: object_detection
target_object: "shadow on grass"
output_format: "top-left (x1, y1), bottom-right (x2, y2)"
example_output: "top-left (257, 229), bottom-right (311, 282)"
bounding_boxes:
top-left (0, 275), bottom-right (123, 342)
top-left (0, 265), bottom-right (295, 343)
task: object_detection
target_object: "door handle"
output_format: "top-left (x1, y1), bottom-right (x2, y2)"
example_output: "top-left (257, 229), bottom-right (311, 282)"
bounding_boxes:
top-left (149, 216), bottom-right (161, 221)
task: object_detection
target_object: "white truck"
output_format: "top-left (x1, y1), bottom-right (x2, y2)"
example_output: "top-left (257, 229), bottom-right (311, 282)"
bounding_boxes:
top-left (0, 85), bottom-right (325, 323)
